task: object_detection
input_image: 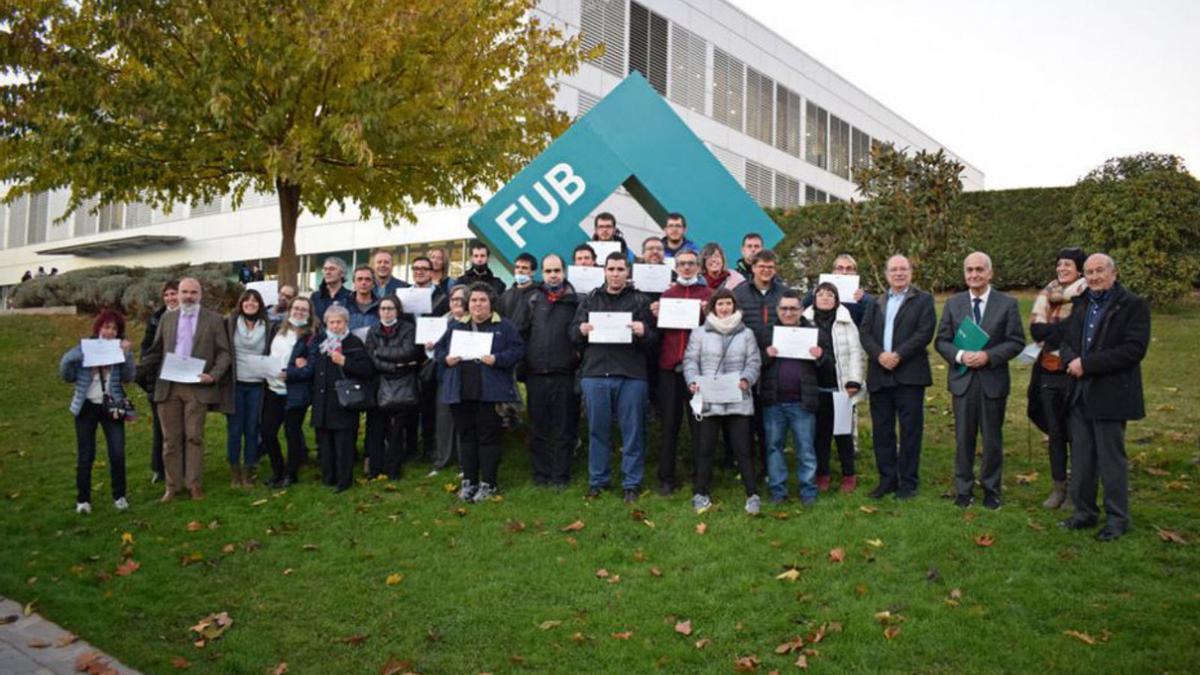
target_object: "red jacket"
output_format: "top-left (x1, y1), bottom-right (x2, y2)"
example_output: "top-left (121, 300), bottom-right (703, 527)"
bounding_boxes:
top-left (657, 282), bottom-right (713, 371)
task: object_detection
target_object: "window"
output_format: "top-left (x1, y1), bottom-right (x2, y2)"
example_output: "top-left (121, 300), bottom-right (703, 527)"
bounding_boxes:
top-left (580, 0), bottom-right (626, 77)
top-left (669, 23), bottom-right (706, 113)
top-left (805, 185), bottom-right (828, 204)
top-left (745, 67), bottom-right (774, 145)
top-left (26, 191), bottom-right (49, 244)
top-left (0, 202), bottom-right (6, 250)
top-left (75, 199), bottom-right (98, 236)
top-left (744, 160), bottom-right (773, 208)
top-left (97, 202), bottom-right (124, 233)
top-left (628, 2), bottom-right (668, 96)
top-left (577, 90), bottom-right (600, 117)
top-left (774, 173), bottom-right (801, 208)
top-left (712, 47), bottom-right (744, 131)
top-left (805, 101), bottom-right (828, 169)
top-left (774, 84), bottom-right (801, 157)
top-left (7, 194), bottom-right (28, 248)
top-left (191, 196), bottom-right (222, 218)
top-left (126, 201), bottom-right (153, 228)
top-left (852, 127), bottom-right (872, 179)
top-left (829, 115), bottom-right (850, 180)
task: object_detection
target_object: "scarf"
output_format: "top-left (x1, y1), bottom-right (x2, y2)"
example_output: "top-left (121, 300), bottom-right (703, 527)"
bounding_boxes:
top-left (237, 316), bottom-right (265, 342)
top-left (705, 310), bottom-right (743, 335)
top-left (319, 331), bottom-right (347, 355)
top-left (1030, 277), bottom-right (1086, 330)
top-left (812, 306), bottom-right (837, 333)
top-left (544, 284), bottom-right (564, 303)
top-left (704, 270), bottom-right (729, 290)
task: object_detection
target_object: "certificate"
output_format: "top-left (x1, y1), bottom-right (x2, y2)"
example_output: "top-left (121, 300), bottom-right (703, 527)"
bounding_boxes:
top-left (160, 352), bottom-right (206, 383)
top-left (633, 264), bottom-right (672, 293)
top-left (240, 354), bottom-right (285, 380)
top-left (449, 330), bottom-right (494, 360)
top-left (588, 311), bottom-right (632, 344)
top-left (832, 391), bottom-right (853, 436)
top-left (656, 298), bottom-right (702, 330)
top-left (588, 240), bottom-right (623, 264)
top-left (246, 280), bottom-right (278, 308)
top-left (818, 274), bottom-right (860, 303)
top-left (351, 327), bottom-right (371, 342)
top-left (698, 372), bottom-right (744, 404)
top-left (395, 287), bottom-right (434, 315)
top-left (416, 316), bottom-right (449, 345)
top-left (1016, 342), bottom-right (1041, 366)
top-left (568, 265), bottom-right (604, 293)
top-left (772, 326), bottom-right (819, 360)
top-left (80, 339), bottom-right (125, 367)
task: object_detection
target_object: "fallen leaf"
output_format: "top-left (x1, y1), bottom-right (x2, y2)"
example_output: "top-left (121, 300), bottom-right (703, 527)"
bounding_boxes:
top-left (1143, 467), bottom-right (1170, 477)
top-left (121, 532), bottom-right (134, 545)
top-left (538, 620), bottom-right (562, 631)
top-left (606, 575), bottom-right (621, 585)
top-left (510, 654), bottom-right (526, 666)
top-left (272, 662), bottom-right (288, 675)
top-left (74, 652), bottom-right (107, 672)
top-left (611, 631), bottom-right (633, 640)
top-left (222, 544), bottom-right (236, 555)
top-left (1155, 526), bottom-right (1189, 544)
top-left (674, 619), bottom-right (693, 636)
top-left (339, 634), bottom-right (367, 646)
top-left (385, 573), bottom-right (404, 586)
top-left (379, 656), bottom-right (412, 675)
top-left (1027, 519), bottom-right (1047, 532)
top-left (243, 539), bottom-right (261, 552)
top-left (27, 638), bottom-right (50, 648)
top-left (302, 543), bottom-right (319, 551)
top-left (1015, 471), bottom-right (1039, 485)
top-left (774, 636), bottom-right (804, 654)
top-left (189, 612), bottom-right (233, 644)
top-left (115, 559), bottom-right (140, 576)
top-left (632, 549), bottom-right (646, 562)
top-left (950, 588), bottom-right (963, 600)
top-left (974, 534), bottom-right (996, 547)
top-left (1063, 629), bottom-right (1096, 645)
top-left (505, 520), bottom-right (527, 533)
top-left (561, 519), bottom-right (585, 532)
top-left (695, 522), bottom-right (708, 535)
top-left (170, 655), bottom-right (192, 669)
top-left (733, 655), bottom-right (761, 672)
top-left (251, 498), bottom-right (269, 506)
top-left (884, 626), bottom-right (901, 640)
top-left (185, 521), bottom-right (204, 532)
top-left (570, 632), bottom-right (587, 644)
top-left (926, 566), bottom-right (941, 582)
top-left (23, 601), bottom-right (36, 616)
top-left (828, 548), bottom-right (846, 563)
top-left (595, 568), bottom-right (610, 579)
top-left (55, 632), bottom-right (78, 647)
top-left (694, 638), bottom-right (712, 650)
top-left (282, 568), bottom-right (294, 576)
top-left (649, 567), bottom-right (663, 577)
top-left (795, 653), bottom-right (808, 669)
top-left (859, 505), bottom-right (878, 514)
top-left (855, 583), bottom-right (868, 597)
top-left (776, 568), bottom-right (802, 582)
top-left (865, 538), bottom-right (884, 548)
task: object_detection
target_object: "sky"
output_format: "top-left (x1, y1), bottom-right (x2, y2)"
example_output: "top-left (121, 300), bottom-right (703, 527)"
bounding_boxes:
top-left (727, 0), bottom-right (1200, 189)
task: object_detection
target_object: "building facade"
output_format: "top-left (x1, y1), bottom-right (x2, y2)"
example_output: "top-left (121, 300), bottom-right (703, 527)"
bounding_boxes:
top-left (0, 0), bottom-right (982, 295)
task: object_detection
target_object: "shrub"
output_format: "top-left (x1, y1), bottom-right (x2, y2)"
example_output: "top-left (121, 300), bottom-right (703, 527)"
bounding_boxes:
top-left (11, 263), bottom-right (242, 317)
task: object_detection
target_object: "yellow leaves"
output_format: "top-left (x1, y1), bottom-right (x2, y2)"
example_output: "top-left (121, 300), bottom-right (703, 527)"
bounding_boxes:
top-left (858, 505), bottom-right (878, 514)
top-left (775, 567), bottom-right (802, 582)
top-left (774, 635), bottom-right (804, 654)
top-left (1015, 471), bottom-right (1039, 484)
top-left (649, 567), bottom-right (663, 578)
top-left (946, 588), bottom-right (964, 607)
top-left (828, 548), bottom-right (845, 564)
top-left (538, 620), bottom-right (562, 631)
top-left (443, 483), bottom-right (458, 493)
top-left (385, 573), bottom-right (404, 586)
top-left (190, 612), bottom-right (233, 648)
top-left (733, 654), bottom-right (761, 672)
top-left (674, 619), bottom-right (693, 636)
top-left (865, 538), bottom-right (885, 549)
top-left (1155, 526), bottom-right (1189, 544)
top-left (594, 568), bottom-right (610, 579)
top-left (561, 519), bottom-right (585, 532)
top-left (694, 638), bottom-right (712, 650)
top-left (694, 522), bottom-right (708, 535)
top-left (1063, 629), bottom-right (1098, 645)
top-left (120, 532), bottom-right (134, 545)
top-left (610, 631), bottom-right (633, 640)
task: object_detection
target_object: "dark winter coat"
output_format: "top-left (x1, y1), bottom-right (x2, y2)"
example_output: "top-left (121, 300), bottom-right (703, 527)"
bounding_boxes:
top-left (310, 333), bottom-right (374, 430)
top-left (433, 313), bottom-right (525, 404)
top-left (1058, 283), bottom-right (1150, 421)
top-left (517, 284), bottom-right (581, 376)
top-left (570, 285), bottom-right (657, 380)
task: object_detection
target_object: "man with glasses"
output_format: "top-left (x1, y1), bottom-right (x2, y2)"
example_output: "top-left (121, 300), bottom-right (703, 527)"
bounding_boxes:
top-left (660, 212), bottom-right (698, 260)
top-left (590, 212), bottom-right (635, 264)
top-left (805, 254), bottom-right (874, 326)
top-left (267, 283), bottom-right (297, 324)
top-left (409, 255), bottom-right (449, 316)
top-left (734, 249), bottom-right (790, 472)
top-left (311, 256), bottom-right (351, 320)
top-left (406, 255), bottom-right (446, 467)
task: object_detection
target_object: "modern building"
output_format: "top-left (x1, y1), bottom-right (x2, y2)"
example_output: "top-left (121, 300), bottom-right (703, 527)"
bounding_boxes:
top-left (0, 0), bottom-right (982, 299)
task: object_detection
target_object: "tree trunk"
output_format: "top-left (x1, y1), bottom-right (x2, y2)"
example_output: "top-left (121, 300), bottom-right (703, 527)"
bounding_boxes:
top-left (276, 179), bottom-right (301, 287)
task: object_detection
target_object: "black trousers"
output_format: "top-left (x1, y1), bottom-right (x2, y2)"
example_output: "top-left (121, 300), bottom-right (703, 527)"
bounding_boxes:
top-left (1037, 371), bottom-right (1072, 481)
top-left (262, 393), bottom-right (307, 480)
top-left (317, 427), bottom-right (357, 490)
top-left (695, 415), bottom-right (756, 497)
top-left (452, 400), bottom-right (503, 486)
top-left (1068, 406), bottom-right (1130, 531)
top-left (657, 369), bottom-right (698, 487)
top-left (75, 400), bottom-right (126, 503)
top-left (869, 385), bottom-right (925, 492)
top-left (414, 393), bottom-right (438, 462)
top-left (815, 391), bottom-right (856, 477)
top-left (149, 398), bottom-right (164, 475)
top-left (527, 373), bottom-right (575, 485)
top-left (365, 408), bottom-right (414, 479)
top-left (952, 377), bottom-right (1007, 498)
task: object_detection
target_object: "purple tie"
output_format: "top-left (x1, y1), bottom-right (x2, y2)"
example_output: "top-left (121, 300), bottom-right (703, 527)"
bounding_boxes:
top-left (175, 310), bottom-right (197, 356)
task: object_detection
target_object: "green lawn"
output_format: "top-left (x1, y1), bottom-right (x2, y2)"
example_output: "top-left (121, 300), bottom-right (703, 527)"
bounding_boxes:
top-left (1, 295), bottom-right (1198, 674)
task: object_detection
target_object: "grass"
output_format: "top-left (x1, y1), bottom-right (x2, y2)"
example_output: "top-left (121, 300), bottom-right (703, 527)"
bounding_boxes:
top-left (1, 294), bottom-right (1198, 674)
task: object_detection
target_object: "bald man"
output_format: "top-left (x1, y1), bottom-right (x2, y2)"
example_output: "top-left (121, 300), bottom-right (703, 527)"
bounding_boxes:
top-left (1057, 254), bottom-right (1149, 541)
top-left (935, 252), bottom-right (1025, 509)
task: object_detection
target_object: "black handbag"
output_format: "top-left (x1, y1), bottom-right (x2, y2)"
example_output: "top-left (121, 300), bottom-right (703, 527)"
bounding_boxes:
top-left (334, 365), bottom-right (375, 411)
top-left (377, 370), bottom-right (419, 412)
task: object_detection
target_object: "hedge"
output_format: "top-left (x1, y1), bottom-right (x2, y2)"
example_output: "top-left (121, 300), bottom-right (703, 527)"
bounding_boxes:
top-left (10, 262), bottom-right (242, 318)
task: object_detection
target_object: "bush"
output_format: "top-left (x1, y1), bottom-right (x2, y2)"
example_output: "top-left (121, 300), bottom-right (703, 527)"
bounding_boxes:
top-left (11, 263), bottom-right (242, 317)
top-left (957, 186), bottom-right (1078, 290)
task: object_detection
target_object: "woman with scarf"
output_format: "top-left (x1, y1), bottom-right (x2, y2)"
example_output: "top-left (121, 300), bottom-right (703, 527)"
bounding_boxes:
top-left (311, 304), bottom-right (374, 492)
top-left (434, 283), bottom-right (525, 503)
top-left (366, 295), bottom-right (424, 479)
top-left (802, 281), bottom-right (866, 494)
top-left (1028, 247), bottom-right (1088, 509)
top-left (60, 310), bottom-right (136, 514)
top-left (261, 296), bottom-right (320, 487)
top-left (699, 242), bottom-right (746, 291)
top-left (224, 289), bottom-right (274, 488)
top-left (683, 288), bottom-right (762, 515)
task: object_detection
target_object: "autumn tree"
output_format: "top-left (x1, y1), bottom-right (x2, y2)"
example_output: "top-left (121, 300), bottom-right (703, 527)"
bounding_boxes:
top-left (1, 0), bottom-right (584, 282)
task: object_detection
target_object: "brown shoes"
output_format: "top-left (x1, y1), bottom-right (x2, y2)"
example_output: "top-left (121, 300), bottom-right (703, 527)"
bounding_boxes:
top-left (189, 486), bottom-right (205, 501)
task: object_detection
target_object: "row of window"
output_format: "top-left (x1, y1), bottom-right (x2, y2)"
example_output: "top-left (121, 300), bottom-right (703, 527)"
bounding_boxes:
top-left (580, 0), bottom-right (880, 183)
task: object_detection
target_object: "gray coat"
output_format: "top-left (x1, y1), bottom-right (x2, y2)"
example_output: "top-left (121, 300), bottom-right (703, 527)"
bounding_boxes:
top-left (683, 321), bottom-right (761, 417)
top-left (60, 345), bottom-right (136, 416)
top-left (934, 289), bottom-right (1026, 398)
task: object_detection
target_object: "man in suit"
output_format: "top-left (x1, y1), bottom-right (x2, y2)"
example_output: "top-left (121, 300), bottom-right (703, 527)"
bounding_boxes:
top-left (859, 255), bottom-right (936, 499)
top-left (935, 252), bottom-right (1026, 509)
top-left (138, 277), bottom-right (233, 501)
top-left (1058, 254), bottom-right (1149, 541)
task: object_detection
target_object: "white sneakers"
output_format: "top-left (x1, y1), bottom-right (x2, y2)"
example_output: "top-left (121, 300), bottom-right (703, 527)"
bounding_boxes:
top-left (114, 497), bottom-right (129, 511)
top-left (75, 502), bottom-right (91, 515)
top-left (691, 494), bottom-right (712, 513)
top-left (744, 494), bottom-right (761, 516)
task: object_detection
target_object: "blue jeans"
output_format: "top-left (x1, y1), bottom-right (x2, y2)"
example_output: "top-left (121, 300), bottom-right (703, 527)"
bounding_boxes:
top-left (764, 403), bottom-right (817, 502)
top-left (581, 376), bottom-right (648, 490)
top-left (226, 382), bottom-right (264, 467)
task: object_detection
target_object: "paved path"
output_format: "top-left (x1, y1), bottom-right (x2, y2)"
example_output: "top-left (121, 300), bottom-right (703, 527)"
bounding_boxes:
top-left (0, 597), bottom-right (140, 675)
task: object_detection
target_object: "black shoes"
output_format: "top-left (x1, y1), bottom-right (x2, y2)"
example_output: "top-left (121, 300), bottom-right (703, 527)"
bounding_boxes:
top-left (623, 489), bottom-right (638, 504)
top-left (1095, 527), bottom-right (1126, 542)
top-left (982, 494), bottom-right (1002, 511)
top-left (954, 494), bottom-right (974, 508)
top-left (656, 481), bottom-right (676, 497)
top-left (895, 488), bottom-right (917, 501)
top-left (586, 486), bottom-right (604, 499)
top-left (869, 483), bottom-right (897, 499)
top-left (1059, 517), bottom-right (1099, 530)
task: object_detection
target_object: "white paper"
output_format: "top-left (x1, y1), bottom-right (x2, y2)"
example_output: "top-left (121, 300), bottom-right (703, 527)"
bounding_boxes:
top-left (589, 240), bottom-right (623, 264)
top-left (81, 339), bottom-right (126, 367)
top-left (568, 265), bottom-right (605, 293)
top-left (449, 330), bottom-right (494, 360)
top-left (246, 280), bottom-right (278, 308)
top-left (1016, 342), bottom-right (1041, 365)
top-left (657, 298), bottom-right (702, 330)
top-left (818, 274), bottom-right (860, 304)
top-left (416, 316), bottom-right (449, 345)
top-left (832, 391), bottom-right (853, 435)
top-left (394, 287), bottom-right (434, 315)
top-left (698, 372), bottom-right (744, 404)
top-left (160, 352), bottom-right (206, 383)
top-left (772, 326), bottom-right (820, 360)
top-left (633, 263), bottom-right (672, 293)
top-left (240, 354), bottom-right (286, 380)
top-left (351, 326), bottom-right (371, 342)
top-left (588, 311), bottom-right (633, 344)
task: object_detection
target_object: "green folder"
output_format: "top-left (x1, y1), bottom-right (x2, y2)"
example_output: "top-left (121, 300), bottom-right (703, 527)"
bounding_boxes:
top-left (954, 317), bottom-right (989, 374)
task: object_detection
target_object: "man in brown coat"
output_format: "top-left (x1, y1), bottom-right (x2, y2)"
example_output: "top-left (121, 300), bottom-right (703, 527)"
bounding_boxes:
top-left (138, 277), bottom-right (233, 501)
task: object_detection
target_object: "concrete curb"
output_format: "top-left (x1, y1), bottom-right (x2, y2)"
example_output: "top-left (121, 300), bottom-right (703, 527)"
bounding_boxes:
top-left (0, 597), bottom-right (140, 675)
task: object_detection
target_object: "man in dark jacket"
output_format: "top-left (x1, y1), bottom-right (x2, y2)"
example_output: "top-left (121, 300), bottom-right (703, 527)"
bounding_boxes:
top-left (457, 240), bottom-right (506, 297)
top-left (371, 248), bottom-right (410, 299)
top-left (660, 212), bottom-right (699, 260)
top-left (571, 252), bottom-right (657, 502)
top-left (858, 255), bottom-right (936, 500)
top-left (499, 252), bottom-right (541, 324)
top-left (733, 249), bottom-right (789, 466)
top-left (517, 254), bottom-right (580, 488)
top-left (1058, 254), bottom-right (1149, 541)
top-left (347, 265), bottom-right (382, 334)
top-left (802, 254), bottom-right (874, 326)
top-left (734, 232), bottom-right (764, 279)
top-left (311, 256), bottom-right (352, 321)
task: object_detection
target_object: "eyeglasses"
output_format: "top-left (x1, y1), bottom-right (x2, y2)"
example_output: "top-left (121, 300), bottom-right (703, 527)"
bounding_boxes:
top-left (412, 266), bottom-right (431, 272)
top-left (778, 306), bottom-right (801, 312)
top-left (677, 261), bottom-right (698, 266)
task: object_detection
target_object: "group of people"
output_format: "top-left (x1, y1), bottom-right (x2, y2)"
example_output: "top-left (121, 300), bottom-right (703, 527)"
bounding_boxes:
top-left (60, 212), bottom-right (1150, 541)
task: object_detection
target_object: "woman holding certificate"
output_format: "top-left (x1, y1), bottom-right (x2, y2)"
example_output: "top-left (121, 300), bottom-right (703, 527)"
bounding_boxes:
top-left (433, 283), bottom-right (526, 503)
top-left (59, 310), bottom-right (136, 514)
top-left (261, 296), bottom-right (320, 488)
top-left (223, 289), bottom-right (275, 488)
top-left (683, 289), bottom-right (762, 515)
